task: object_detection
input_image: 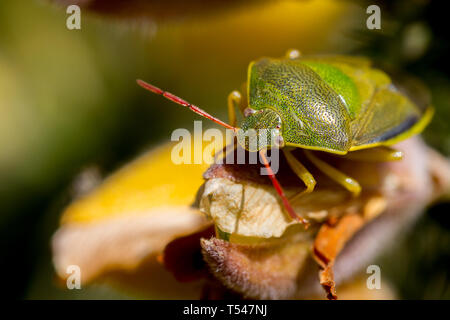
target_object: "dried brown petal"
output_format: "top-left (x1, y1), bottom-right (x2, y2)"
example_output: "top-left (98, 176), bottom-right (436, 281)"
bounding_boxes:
top-left (312, 214), bottom-right (365, 299)
top-left (201, 228), bottom-right (312, 299)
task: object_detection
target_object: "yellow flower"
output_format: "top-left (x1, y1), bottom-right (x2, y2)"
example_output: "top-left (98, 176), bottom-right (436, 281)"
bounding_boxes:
top-left (52, 137), bottom-right (212, 299)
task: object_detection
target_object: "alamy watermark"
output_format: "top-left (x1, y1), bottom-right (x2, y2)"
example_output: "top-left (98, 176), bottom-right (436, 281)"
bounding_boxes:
top-left (66, 5), bottom-right (81, 30)
top-left (366, 5), bottom-right (381, 30)
top-left (366, 265), bottom-right (381, 290)
top-left (66, 265), bottom-right (81, 290)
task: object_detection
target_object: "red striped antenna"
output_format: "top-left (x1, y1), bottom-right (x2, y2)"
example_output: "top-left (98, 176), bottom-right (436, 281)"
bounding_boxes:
top-left (137, 79), bottom-right (237, 131)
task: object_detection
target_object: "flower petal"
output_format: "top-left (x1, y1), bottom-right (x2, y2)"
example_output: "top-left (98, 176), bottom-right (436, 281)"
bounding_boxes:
top-left (52, 140), bottom-right (212, 297)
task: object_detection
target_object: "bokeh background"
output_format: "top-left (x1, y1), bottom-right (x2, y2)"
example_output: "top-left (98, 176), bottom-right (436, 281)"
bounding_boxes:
top-left (0, 0), bottom-right (448, 299)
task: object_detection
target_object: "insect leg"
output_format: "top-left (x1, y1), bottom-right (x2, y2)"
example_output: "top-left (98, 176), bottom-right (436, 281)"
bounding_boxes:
top-left (259, 149), bottom-right (310, 227)
top-left (283, 149), bottom-right (316, 202)
top-left (304, 150), bottom-right (361, 197)
top-left (227, 91), bottom-right (242, 127)
top-left (344, 146), bottom-right (403, 162)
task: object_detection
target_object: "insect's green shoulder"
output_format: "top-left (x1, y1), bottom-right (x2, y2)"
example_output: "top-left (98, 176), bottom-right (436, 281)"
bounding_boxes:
top-left (247, 55), bottom-right (388, 119)
top-left (246, 56), bottom-right (353, 153)
top-left (286, 55), bottom-right (434, 149)
top-left (246, 54), bottom-right (433, 153)
top-left (298, 55), bottom-right (394, 119)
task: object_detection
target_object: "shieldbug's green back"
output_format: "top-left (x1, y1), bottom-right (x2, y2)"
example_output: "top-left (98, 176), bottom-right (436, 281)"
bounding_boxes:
top-left (137, 49), bottom-right (433, 227)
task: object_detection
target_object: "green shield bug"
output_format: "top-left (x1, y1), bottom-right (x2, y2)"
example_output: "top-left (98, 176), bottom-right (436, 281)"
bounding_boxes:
top-left (137, 49), bottom-right (434, 227)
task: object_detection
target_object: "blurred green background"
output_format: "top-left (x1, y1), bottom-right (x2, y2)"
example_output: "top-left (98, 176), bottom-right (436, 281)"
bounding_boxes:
top-left (0, 0), bottom-right (448, 299)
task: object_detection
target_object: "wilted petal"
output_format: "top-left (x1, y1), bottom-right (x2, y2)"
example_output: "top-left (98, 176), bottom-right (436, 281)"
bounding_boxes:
top-left (312, 214), bottom-right (365, 299)
top-left (201, 226), bottom-right (312, 299)
top-left (52, 141), bottom-right (211, 298)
